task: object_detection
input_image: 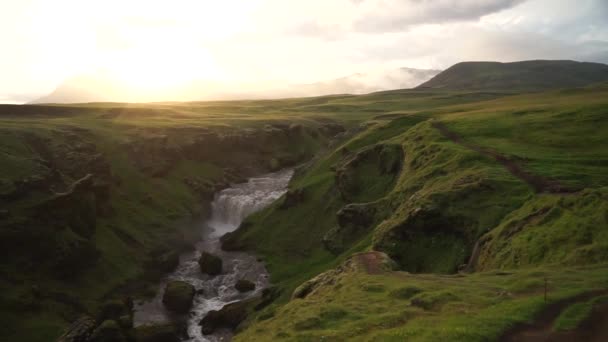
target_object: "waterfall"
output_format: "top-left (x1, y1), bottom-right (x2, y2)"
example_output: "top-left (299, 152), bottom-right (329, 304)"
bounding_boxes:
top-left (207, 170), bottom-right (294, 237)
top-left (133, 169), bottom-right (294, 342)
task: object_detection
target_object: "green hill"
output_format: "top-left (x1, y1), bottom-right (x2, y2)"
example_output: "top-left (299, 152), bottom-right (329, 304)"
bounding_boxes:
top-left (227, 84), bottom-right (608, 341)
top-left (417, 60), bottom-right (608, 91)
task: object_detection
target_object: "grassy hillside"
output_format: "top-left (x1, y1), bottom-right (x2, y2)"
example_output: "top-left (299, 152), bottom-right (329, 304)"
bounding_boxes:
top-left (417, 60), bottom-right (608, 91)
top-left (227, 83), bottom-right (608, 340)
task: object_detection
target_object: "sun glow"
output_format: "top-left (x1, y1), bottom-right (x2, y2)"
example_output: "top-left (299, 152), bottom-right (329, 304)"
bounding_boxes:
top-left (105, 44), bottom-right (219, 92)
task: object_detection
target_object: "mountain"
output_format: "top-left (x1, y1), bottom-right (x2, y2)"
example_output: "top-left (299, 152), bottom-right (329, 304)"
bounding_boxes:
top-left (30, 67), bottom-right (440, 104)
top-left (417, 60), bottom-right (608, 91)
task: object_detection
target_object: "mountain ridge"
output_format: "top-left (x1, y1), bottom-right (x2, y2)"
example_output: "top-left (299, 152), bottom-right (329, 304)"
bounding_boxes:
top-left (417, 59), bottom-right (608, 91)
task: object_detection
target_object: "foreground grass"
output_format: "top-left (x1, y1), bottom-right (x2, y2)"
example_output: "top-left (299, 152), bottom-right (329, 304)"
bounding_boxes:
top-left (236, 262), bottom-right (608, 341)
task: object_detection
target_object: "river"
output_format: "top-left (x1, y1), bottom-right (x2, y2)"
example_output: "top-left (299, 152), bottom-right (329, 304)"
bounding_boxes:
top-left (133, 169), bottom-right (293, 341)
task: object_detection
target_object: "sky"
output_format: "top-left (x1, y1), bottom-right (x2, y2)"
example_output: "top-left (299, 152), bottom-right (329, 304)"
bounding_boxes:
top-left (0, 0), bottom-right (607, 103)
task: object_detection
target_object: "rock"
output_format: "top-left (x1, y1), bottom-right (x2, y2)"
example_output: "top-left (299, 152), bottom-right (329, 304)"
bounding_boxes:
top-left (235, 279), bottom-right (256, 293)
top-left (198, 252), bottom-right (222, 276)
top-left (89, 320), bottom-right (125, 342)
top-left (323, 202), bottom-right (378, 254)
top-left (199, 298), bottom-right (256, 335)
top-left (57, 316), bottom-right (96, 342)
top-left (134, 323), bottom-right (179, 342)
top-left (162, 281), bottom-right (195, 314)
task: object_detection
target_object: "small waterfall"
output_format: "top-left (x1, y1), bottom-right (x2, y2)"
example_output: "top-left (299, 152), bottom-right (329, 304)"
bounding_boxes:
top-left (133, 169), bottom-right (293, 342)
top-left (207, 170), bottom-right (293, 237)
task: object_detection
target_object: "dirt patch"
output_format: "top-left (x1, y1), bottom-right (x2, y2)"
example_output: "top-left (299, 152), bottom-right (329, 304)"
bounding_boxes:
top-left (432, 122), bottom-right (577, 194)
top-left (354, 251), bottom-right (387, 275)
top-left (499, 289), bottom-right (608, 342)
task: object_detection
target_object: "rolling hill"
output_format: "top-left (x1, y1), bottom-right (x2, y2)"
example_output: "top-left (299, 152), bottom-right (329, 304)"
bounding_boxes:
top-left (417, 60), bottom-right (608, 91)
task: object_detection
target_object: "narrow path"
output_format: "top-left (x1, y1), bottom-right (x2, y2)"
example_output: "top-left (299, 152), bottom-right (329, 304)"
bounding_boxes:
top-left (499, 289), bottom-right (608, 342)
top-left (432, 122), bottom-right (576, 194)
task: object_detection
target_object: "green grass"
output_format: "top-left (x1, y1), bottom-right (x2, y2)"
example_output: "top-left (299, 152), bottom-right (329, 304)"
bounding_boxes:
top-left (553, 295), bottom-right (608, 331)
top-left (235, 262), bottom-right (608, 341)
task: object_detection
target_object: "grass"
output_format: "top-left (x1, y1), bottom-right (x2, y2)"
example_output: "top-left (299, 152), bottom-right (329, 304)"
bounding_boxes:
top-left (235, 262), bottom-right (608, 341)
top-left (553, 295), bottom-right (608, 331)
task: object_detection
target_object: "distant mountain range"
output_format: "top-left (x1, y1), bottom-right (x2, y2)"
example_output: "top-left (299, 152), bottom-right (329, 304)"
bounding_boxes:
top-left (31, 67), bottom-right (441, 104)
top-left (417, 60), bottom-right (608, 91)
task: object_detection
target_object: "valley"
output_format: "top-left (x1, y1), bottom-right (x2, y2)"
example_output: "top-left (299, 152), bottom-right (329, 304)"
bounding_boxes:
top-left (0, 60), bottom-right (607, 341)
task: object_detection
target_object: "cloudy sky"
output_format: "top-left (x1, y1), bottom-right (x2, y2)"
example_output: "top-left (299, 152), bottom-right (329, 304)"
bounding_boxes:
top-left (1, 0), bottom-right (607, 103)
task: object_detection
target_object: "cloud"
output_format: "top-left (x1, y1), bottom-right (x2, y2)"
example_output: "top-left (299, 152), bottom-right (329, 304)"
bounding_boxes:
top-left (352, 0), bottom-right (527, 32)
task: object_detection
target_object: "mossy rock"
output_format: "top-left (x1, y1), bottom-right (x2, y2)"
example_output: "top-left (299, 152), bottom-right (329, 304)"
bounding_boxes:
top-left (89, 320), bottom-right (125, 342)
top-left (200, 298), bottom-right (256, 335)
top-left (198, 252), bottom-right (222, 275)
top-left (235, 279), bottom-right (256, 293)
top-left (134, 323), bottom-right (179, 342)
top-left (162, 281), bottom-right (195, 314)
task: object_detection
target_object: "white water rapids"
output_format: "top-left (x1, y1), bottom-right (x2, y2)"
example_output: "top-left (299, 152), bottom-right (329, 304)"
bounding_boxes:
top-left (133, 169), bottom-right (293, 341)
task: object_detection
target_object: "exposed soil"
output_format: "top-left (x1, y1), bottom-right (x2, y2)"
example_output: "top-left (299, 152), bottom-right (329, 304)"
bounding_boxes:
top-left (355, 251), bottom-right (386, 275)
top-left (499, 289), bottom-right (608, 342)
top-left (432, 122), bottom-right (577, 194)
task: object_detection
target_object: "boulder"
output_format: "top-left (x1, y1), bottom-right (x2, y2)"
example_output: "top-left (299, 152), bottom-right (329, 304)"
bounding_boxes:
top-left (134, 323), bottom-right (179, 342)
top-left (162, 281), bottom-right (195, 314)
top-left (199, 298), bottom-right (256, 335)
top-left (89, 320), bottom-right (125, 342)
top-left (198, 252), bottom-right (222, 275)
top-left (235, 279), bottom-right (256, 293)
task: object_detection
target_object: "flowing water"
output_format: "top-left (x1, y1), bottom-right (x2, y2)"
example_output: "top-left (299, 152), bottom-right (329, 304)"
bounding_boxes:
top-left (133, 169), bottom-right (293, 341)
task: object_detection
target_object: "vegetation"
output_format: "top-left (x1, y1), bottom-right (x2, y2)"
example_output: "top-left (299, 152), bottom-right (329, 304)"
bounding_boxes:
top-left (228, 82), bottom-right (608, 340)
top-left (1, 61), bottom-right (608, 341)
top-left (418, 60), bottom-right (608, 91)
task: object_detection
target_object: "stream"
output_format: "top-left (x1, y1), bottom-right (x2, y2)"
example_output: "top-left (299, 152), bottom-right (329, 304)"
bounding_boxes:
top-left (133, 169), bottom-right (294, 341)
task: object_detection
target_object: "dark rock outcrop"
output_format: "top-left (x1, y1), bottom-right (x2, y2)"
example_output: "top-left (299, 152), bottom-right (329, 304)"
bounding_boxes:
top-left (334, 144), bottom-right (402, 202)
top-left (323, 202), bottom-right (380, 254)
top-left (198, 252), bottom-right (222, 276)
top-left (199, 298), bottom-right (256, 335)
top-left (162, 281), bottom-right (195, 314)
top-left (235, 279), bottom-right (256, 293)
